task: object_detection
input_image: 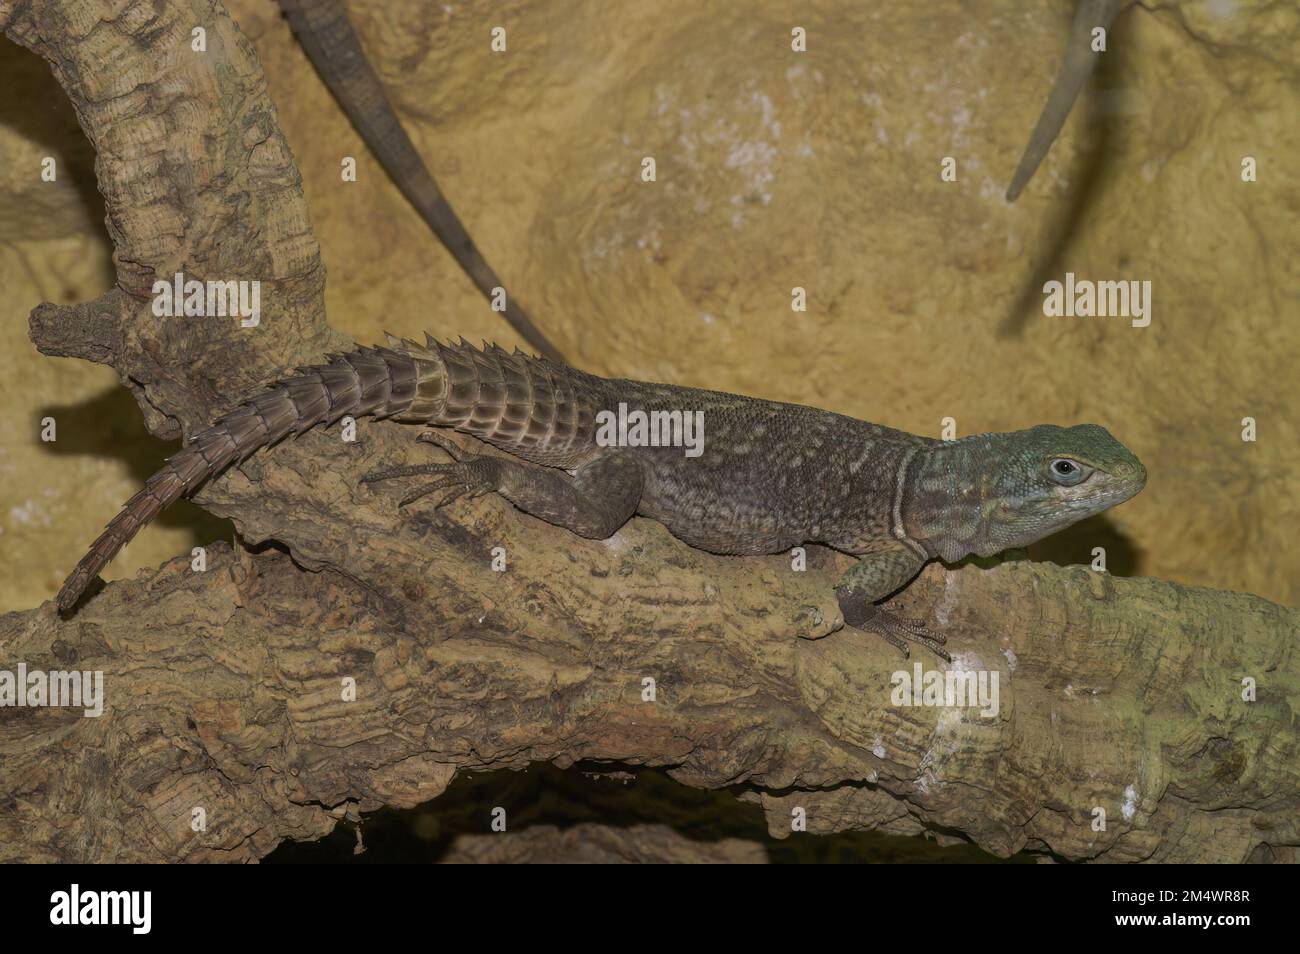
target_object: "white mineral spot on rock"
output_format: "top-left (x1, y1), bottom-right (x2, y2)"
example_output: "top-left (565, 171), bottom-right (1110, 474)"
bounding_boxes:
top-left (10, 500), bottom-right (51, 527)
top-left (1122, 784), bottom-right (1139, 821)
top-left (725, 139), bottom-right (777, 205)
top-left (933, 570), bottom-right (961, 627)
top-left (915, 768), bottom-right (936, 794)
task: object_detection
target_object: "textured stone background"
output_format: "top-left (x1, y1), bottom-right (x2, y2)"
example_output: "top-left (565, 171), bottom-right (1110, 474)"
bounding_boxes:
top-left (0, 0), bottom-right (1295, 611)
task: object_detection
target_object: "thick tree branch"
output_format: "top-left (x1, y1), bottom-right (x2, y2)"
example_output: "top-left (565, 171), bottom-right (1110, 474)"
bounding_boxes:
top-left (0, 543), bottom-right (1295, 862)
top-left (1, 0), bottom-right (343, 439)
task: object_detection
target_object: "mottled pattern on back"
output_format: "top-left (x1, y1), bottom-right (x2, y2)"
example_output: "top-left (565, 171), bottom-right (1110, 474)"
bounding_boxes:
top-left (399, 339), bottom-right (939, 556)
top-left (594, 378), bottom-right (937, 554)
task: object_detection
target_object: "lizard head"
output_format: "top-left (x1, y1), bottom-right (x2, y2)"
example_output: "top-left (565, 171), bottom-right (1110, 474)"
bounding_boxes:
top-left (969, 423), bottom-right (1146, 558)
top-left (911, 423), bottom-right (1147, 562)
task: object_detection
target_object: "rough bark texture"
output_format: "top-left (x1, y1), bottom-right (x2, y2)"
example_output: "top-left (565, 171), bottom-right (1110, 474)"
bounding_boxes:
top-left (0, 0), bottom-right (1295, 864)
top-left (1, 542), bottom-right (1296, 863)
top-left (0, 0), bottom-right (347, 437)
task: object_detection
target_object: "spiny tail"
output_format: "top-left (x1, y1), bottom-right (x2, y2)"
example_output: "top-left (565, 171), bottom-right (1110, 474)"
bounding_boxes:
top-left (56, 337), bottom-right (597, 613)
top-left (1005, 0), bottom-right (1126, 202)
top-left (278, 0), bottom-right (565, 363)
top-left (415, 337), bottom-right (601, 466)
top-left (55, 345), bottom-right (421, 612)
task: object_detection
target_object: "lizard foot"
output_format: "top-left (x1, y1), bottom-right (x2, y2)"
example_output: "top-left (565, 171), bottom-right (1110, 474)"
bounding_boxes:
top-left (362, 456), bottom-right (499, 509)
top-left (855, 607), bottom-right (950, 663)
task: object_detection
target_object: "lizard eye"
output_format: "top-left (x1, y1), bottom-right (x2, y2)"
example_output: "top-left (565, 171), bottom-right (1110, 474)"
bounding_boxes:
top-left (1047, 458), bottom-right (1091, 486)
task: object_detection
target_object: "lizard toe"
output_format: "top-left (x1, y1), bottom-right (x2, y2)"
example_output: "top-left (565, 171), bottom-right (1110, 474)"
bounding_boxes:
top-left (383, 457), bottom-right (500, 511)
top-left (417, 429), bottom-right (464, 459)
top-left (363, 463), bottom-right (442, 484)
top-left (858, 607), bottom-right (950, 662)
top-left (397, 474), bottom-right (463, 508)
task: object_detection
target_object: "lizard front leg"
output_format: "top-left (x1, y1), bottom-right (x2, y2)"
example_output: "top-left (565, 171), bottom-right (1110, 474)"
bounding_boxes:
top-left (836, 545), bottom-right (949, 662)
top-left (364, 430), bottom-right (644, 539)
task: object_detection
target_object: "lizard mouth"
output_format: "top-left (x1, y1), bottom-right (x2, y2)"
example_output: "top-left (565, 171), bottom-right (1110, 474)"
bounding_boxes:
top-left (1063, 461), bottom-right (1146, 506)
top-left (1075, 477), bottom-right (1145, 511)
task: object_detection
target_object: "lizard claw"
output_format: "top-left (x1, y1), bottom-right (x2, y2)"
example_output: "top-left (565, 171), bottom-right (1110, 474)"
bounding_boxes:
top-left (856, 608), bottom-right (950, 663)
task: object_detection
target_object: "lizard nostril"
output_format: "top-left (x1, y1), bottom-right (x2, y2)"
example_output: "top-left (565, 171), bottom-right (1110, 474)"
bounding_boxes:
top-left (1113, 461), bottom-right (1147, 486)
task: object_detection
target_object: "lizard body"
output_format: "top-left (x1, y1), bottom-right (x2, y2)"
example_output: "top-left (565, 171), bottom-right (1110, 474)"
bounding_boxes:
top-left (1006, 0), bottom-right (1129, 201)
top-left (56, 339), bottom-right (1147, 660)
top-left (278, 0), bottom-right (564, 362)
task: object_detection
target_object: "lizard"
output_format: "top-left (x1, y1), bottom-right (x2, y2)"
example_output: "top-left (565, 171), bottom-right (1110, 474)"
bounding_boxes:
top-left (277, 0), bottom-right (565, 363)
top-left (1006, 0), bottom-right (1130, 202)
top-left (54, 338), bottom-right (1147, 661)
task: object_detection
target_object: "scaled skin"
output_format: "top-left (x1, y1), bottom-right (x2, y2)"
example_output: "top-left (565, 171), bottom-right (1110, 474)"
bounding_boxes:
top-left (58, 339), bottom-right (1146, 660)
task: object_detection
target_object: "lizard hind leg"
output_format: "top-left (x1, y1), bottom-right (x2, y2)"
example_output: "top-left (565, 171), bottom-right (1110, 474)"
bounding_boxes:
top-left (365, 430), bottom-right (645, 539)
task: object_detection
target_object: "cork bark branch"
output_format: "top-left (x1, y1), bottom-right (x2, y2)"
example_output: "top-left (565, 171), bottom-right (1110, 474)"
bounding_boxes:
top-left (1, 0), bottom-right (1296, 863)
